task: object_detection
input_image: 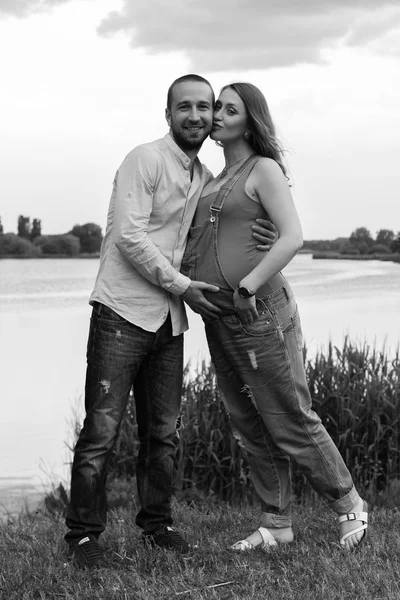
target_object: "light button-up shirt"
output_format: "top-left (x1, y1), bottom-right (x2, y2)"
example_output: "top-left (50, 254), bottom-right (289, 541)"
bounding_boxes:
top-left (90, 134), bottom-right (212, 335)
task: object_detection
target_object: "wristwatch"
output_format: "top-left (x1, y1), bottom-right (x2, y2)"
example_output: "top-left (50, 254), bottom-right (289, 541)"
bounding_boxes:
top-left (237, 285), bottom-right (255, 298)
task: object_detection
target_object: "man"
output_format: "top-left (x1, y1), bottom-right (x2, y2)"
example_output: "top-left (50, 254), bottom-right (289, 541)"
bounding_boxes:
top-left (65, 74), bottom-right (275, 568)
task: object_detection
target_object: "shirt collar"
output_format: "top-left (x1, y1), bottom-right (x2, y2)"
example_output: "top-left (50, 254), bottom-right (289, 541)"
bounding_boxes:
top-left (163, 133), bottom-right (202, 172)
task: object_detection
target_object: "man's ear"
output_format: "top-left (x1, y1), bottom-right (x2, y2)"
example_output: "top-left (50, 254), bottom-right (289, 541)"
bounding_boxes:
top-left (165, 108), bottom-right (171, 127)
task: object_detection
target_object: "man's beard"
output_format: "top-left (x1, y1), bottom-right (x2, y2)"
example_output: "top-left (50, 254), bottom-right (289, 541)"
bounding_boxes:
top-left (170, 123), bottom-right (210, 151)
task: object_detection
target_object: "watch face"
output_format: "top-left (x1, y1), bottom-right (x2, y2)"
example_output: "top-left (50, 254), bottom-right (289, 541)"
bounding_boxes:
top-left (238, 286), bottom-right (252, 298)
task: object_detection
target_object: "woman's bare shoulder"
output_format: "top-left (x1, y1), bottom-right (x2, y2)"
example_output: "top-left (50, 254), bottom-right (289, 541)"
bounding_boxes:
top-left (253, 157), bottom-right (284, 179)
top-left (248, 158), bottom-right (287, 195)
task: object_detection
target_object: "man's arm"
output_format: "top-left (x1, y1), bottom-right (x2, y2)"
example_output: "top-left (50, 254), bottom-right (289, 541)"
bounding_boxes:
top-left (112, 147), bottom-right (191, 295)
top-left (112, 148), bottom-right (221, 316)
top-left (252, 218), bottom-right (278, 251)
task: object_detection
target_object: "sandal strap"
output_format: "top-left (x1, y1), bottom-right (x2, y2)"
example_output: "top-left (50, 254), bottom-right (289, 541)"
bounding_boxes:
top-left (340, 523), bottom-right (368, 546)
top-left (338, 511), bottom-right (368, 524)
top-left (230, 539), bottom-right (253, 551)
top-left (258, 527), bottom-right (278, 547)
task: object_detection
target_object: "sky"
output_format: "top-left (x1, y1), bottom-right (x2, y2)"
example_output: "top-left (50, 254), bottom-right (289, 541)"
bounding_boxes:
top-left (0, 0), bottom-right (399, 240)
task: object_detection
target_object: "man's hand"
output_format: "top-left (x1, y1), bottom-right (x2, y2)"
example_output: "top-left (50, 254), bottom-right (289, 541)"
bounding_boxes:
top-left (252, 218), bottom-right (278, 251)
top-left (182, 281), bottom-right (222, 320)
top-left (233, 290), bottom-right (258, 326)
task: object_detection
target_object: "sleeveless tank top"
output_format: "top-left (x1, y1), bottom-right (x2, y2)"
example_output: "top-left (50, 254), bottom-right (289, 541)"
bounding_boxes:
top-left (181, 156), bottom-right (286, 313)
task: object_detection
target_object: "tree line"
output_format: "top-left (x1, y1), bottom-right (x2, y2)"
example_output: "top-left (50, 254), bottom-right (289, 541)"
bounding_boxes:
top-left (0, 215), bottom-right (103, 257)
top-left (303, 227), bottom-right (400, 255)
top-left (0, 216), bottom-right (399, 258)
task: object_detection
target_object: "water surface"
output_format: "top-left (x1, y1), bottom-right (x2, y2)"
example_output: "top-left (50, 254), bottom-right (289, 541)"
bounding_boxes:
top-left (0, 255), bottom-right (399, 517)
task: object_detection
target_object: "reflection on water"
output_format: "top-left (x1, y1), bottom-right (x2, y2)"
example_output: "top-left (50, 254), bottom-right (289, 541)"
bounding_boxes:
top-left (0, 255), bottom-right (399, 515)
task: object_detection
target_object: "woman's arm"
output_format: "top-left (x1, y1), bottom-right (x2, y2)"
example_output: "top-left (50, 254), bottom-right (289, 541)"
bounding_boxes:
top-left (240, 158), bottom-right (302, 292)
top-left (233, 158), bottom-right (302, 325)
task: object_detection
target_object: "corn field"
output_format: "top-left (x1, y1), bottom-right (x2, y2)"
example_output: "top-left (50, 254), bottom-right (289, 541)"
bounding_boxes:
top-left (93, 339), bottom-right (400, 507)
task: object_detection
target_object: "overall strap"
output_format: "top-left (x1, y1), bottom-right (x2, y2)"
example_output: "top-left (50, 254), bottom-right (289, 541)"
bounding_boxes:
top-left (209, 155), bottom-right (260, 222)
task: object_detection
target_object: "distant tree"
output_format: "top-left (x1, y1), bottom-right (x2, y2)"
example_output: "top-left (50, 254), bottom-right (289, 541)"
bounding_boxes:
top-left (36, 234), bottom-right (80, 256)
top-left (17, 215), bottom-right (30, 239)
top-left (0, 217), bottom-right (3, 234)
top-left (349, 227), bottom-right (374, 254)
top-left (30, 218), bottom-right (42, 241)
top-left (303, 238), bottom-right (351, 253)
top-left (57, 234), bottom-right (80, 256)
top-left (303, 240), bottom-right (334, 251)
top-left (391, 232), bottom-right (400, 254)
top-left (330, 237), bottom-right (349, 251)
top-left (376, 229), bottom-right (394, 247)
top-left (1, 232), bottom-right (37, 255)
top-left (339, 243), bottom-right (360, 255)
top-left (70, 223), bottom-right (103, 254)
top-left (368, 244), bottom-right (392, 255)
top-left (33, 235), bottom-right (50, 251)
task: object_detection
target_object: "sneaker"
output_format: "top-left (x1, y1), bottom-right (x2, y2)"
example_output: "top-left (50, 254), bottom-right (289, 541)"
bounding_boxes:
top-left (68, 535), bottom-right (106, 569)
top-left (143, 526), bottom-right (190, 554)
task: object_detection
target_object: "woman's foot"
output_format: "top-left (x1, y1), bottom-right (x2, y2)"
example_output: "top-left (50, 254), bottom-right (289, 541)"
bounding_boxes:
top-left (338, 498), bottom-right (368, 550)
top-left (230, 526), bottom-right (294, 551)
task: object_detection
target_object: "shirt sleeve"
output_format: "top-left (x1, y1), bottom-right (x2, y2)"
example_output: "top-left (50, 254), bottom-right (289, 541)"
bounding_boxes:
top-left (112, 146), bottom-right (191, 295)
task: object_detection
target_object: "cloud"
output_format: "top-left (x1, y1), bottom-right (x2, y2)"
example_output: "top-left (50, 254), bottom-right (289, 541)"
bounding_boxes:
top-left (346, 5), bottom-right (400, 45)
top-left (0, 0), bottom-right (71, 18)
top-left (345, 5), bottom-right (400, 57)
top-left (2, 0), bottom-right (399, 69)
top-left (96, 0), bottom-right (400, 71)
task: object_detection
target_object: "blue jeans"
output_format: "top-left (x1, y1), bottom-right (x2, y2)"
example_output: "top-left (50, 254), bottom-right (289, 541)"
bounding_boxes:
top-left (65, 302), bottom-right (183, 544)
top-left (205, 284), bottom-right (358, 528)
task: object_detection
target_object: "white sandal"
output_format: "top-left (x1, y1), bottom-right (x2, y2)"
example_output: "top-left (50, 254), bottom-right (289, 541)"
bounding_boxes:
top-left (230, 527), bottom-right (278, 551)
top-left (338, 500), bottom-right (369, 548)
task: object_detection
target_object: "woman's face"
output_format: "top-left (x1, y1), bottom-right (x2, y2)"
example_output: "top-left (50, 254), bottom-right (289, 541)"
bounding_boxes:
top-left (210, 88), bottom-right (248, 144)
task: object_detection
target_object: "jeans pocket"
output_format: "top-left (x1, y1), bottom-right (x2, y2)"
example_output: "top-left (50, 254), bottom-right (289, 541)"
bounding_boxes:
top-left (99, 304), bottom-right (127, 324)
top-left (286, 308), bottom-right (303, 352)
top-left (86, 315), bottom-right (97, 361)
top-left (267, 285), bottom-right (291, 313)
top-left (239, 312), bottom-right (276, 338)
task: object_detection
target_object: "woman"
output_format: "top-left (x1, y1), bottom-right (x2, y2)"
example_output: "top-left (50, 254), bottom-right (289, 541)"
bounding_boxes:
top-left (181, 82), bottom-right (368, 551)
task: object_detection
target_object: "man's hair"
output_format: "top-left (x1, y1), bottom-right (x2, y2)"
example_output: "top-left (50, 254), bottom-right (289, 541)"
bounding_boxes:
top-left (167, 74), bottom-right (215, 110)
top-left (221, 82), bottom-right (288, 179)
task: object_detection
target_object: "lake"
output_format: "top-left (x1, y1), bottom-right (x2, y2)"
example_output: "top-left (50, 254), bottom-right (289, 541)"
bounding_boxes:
top-left (0, 255), bottom-right (399, 518)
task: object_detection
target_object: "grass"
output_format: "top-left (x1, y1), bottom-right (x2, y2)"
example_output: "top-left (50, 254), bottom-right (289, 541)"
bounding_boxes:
top-left (2, 339), bottom-right (399, 598)
top-left (1, 498), bottom-right (400, 600)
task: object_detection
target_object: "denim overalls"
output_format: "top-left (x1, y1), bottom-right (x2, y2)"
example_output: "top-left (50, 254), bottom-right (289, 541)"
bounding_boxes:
top-left (181, 156), bottom-right (358, 527)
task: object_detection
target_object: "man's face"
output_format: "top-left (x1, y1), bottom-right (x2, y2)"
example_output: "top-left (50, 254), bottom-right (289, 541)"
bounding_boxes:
top-left (166, 81), bottom-right (214, 151)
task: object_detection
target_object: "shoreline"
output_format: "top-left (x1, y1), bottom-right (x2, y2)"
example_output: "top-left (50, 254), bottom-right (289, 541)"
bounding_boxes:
top-left (2, 250), bottom-right (400, 263)
top-left (0, 253), bottom-right (100, 260)
top-left (312, 251), bottom-right (400, 263)
top-left (0, 479), bottom-right (50, 522)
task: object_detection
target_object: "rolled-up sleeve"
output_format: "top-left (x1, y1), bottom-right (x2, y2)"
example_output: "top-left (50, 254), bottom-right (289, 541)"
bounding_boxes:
top-left (112, 147), bottom-right (191, 295)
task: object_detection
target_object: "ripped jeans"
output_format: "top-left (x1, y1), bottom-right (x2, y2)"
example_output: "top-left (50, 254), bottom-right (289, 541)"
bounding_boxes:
top-left (65, 302), bottom-right (183, 544)
top-left (205, 284), bottom-right (358, 528)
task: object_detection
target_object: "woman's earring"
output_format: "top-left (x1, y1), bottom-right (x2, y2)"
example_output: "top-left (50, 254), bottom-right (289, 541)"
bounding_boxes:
top-left (244, 131), bottom-right (250, 140)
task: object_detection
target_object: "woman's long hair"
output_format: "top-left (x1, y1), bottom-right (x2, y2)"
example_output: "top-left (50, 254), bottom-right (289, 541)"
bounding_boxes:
top-left (221, 82), bottom-right (289, 180)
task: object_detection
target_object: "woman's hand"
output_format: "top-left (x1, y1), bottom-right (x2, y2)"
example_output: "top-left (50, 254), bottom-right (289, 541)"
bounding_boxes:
top-left (233, 289), bottom-right (259, 326)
